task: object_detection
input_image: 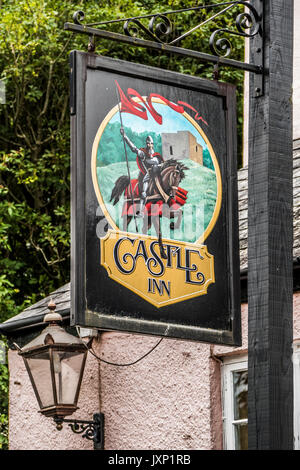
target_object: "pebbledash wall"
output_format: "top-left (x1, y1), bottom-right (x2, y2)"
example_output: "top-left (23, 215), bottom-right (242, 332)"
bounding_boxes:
top-left (6, 292), bottom-right (300, 450)
top-left (2, 5), bottom-right (300, 451)
top-left (6, 299), bottom-right (248, 450)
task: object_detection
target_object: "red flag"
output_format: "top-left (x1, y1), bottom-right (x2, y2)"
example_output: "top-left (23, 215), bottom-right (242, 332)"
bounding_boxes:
top-left (115, 80), bottom-right (208, 126)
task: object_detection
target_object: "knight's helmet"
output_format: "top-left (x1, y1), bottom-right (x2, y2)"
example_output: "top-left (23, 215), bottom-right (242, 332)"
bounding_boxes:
top-left (146, 135), bottom-right (154, 155)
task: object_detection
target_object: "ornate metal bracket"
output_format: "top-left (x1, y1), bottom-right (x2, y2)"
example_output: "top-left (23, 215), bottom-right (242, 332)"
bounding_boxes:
top-left (64, 1), bottom-right (264, 83)
top-left (54, 413), bottom-right (104, 450)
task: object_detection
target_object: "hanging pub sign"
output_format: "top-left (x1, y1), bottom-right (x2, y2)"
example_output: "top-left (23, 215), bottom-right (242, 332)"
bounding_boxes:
top-left (70, 51), bottom-right (241, 346)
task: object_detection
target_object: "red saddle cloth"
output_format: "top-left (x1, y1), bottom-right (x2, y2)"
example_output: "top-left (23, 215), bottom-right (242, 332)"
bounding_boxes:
top-left (122, 182), bottom-right (188, 217)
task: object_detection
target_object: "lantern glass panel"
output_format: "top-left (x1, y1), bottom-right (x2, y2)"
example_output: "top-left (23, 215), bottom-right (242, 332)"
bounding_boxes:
top-left (26, 351), bottom-right (54, 408)
top-left (53, 350), bottom-right (85, 405)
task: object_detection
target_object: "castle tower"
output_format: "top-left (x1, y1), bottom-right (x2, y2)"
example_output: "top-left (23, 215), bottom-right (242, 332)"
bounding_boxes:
top-left (161, 130), bottom-right (203, 164)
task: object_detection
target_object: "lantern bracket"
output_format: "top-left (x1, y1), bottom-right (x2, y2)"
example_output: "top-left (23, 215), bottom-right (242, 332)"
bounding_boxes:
top-left (54, 412), bottom-right (104, 450)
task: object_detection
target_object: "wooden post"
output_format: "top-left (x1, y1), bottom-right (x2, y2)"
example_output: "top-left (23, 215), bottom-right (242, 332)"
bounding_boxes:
top-left (248, 0), bottom-right (294, 449)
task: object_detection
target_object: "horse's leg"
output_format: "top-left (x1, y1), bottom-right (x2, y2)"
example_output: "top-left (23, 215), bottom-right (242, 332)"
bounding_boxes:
top-left (169, 209), bottom-right (182, 231)
top-left (153, 215), bottom-right (167, 259)
top-left (170, 217), bottom-right (175, 231)
top-left (174, 209), bottom-right (183, 230)
top-left (123, 215), bottom-right (132, 231)
top-left (158, 216), bottom-right (167, 259)
top-left (142, 215), bottom-right (150, 235)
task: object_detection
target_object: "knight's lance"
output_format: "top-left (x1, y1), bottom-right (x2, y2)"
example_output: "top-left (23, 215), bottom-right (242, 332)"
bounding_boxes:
top-left (115, 85), bottom-right (138, 233)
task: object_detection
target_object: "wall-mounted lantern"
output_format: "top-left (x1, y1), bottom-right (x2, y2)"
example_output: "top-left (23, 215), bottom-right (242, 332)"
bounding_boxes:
top-left (16, 301), bottom-right (104, 449)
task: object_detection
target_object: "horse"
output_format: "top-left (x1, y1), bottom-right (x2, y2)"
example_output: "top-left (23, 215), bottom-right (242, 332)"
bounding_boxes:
top-left (110, 159), bottom-right (188, 258)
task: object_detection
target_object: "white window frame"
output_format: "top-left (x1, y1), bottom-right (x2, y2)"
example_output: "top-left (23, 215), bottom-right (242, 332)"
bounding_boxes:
top-left (222, 347), bottom-right (300, 450)
top-left (221, 355), bottom-right (248, 450)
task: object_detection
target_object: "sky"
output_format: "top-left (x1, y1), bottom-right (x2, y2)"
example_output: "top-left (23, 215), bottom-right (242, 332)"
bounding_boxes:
top-left (109, 102), bottom-right (209, 151)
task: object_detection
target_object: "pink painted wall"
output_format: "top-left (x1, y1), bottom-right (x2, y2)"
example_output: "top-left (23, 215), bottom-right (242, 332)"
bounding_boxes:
top-left (8, 295), bottom-right (300, 450)
top-left (96, 334), bottom-right (213, 450)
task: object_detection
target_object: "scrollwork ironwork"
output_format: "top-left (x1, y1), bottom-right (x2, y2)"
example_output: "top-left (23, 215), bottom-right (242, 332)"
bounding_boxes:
top-left (149, 14), bottom-right (173, 41)
top-left (70, 1), bottom-right (262, 54)
top-left (124, 19), bottom-right (158, 42)
top-left (209, 34), bottom-right (232, 58)
top-left (68, 420), bottom-right (96, 440)
top-left (123, 15), bottom-right (172, 43)
top-left (73, 10), bottom-right (85, 26)
top-left (64, 1), bottom-right (264, 75)
top-left (53, 413), bottom-right (104, 446)
top-left (209, 1), bottom-right (261, 57)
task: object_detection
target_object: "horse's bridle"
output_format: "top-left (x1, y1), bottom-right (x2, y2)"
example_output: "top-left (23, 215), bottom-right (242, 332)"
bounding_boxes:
top-left (154, 176), bottom-right (169, 203)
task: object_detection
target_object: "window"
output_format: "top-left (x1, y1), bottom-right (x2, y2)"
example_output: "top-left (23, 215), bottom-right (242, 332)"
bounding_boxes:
top-left (222, 350), bottom-right (300, 450)
top-left (170, 145), bottom-right (173, 155)
top-left (222, 356), bottom-right (248, 450)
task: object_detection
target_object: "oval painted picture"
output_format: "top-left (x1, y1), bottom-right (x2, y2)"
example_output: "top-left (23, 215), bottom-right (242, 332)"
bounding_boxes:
top-left (92, 95), bottom-right (222, 245)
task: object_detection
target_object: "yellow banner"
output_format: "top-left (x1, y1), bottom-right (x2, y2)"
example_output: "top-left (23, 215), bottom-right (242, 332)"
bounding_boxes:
top-left (101, 230), bottom-right (215, 308)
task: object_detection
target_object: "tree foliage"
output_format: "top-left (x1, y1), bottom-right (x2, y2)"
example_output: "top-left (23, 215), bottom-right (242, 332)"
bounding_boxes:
top-left (0, 0), bottom-right (244, 449)
top-left (99, 123), bottom-right (163, 166)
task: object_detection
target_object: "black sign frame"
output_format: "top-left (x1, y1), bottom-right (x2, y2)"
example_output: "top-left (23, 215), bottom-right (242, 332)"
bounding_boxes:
top-left (70, 50), bottom-right (241, 346)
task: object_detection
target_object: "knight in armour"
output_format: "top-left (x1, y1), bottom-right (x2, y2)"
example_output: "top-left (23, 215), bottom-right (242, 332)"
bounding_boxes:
top-left (120, 128), bottom-right (164, 217)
